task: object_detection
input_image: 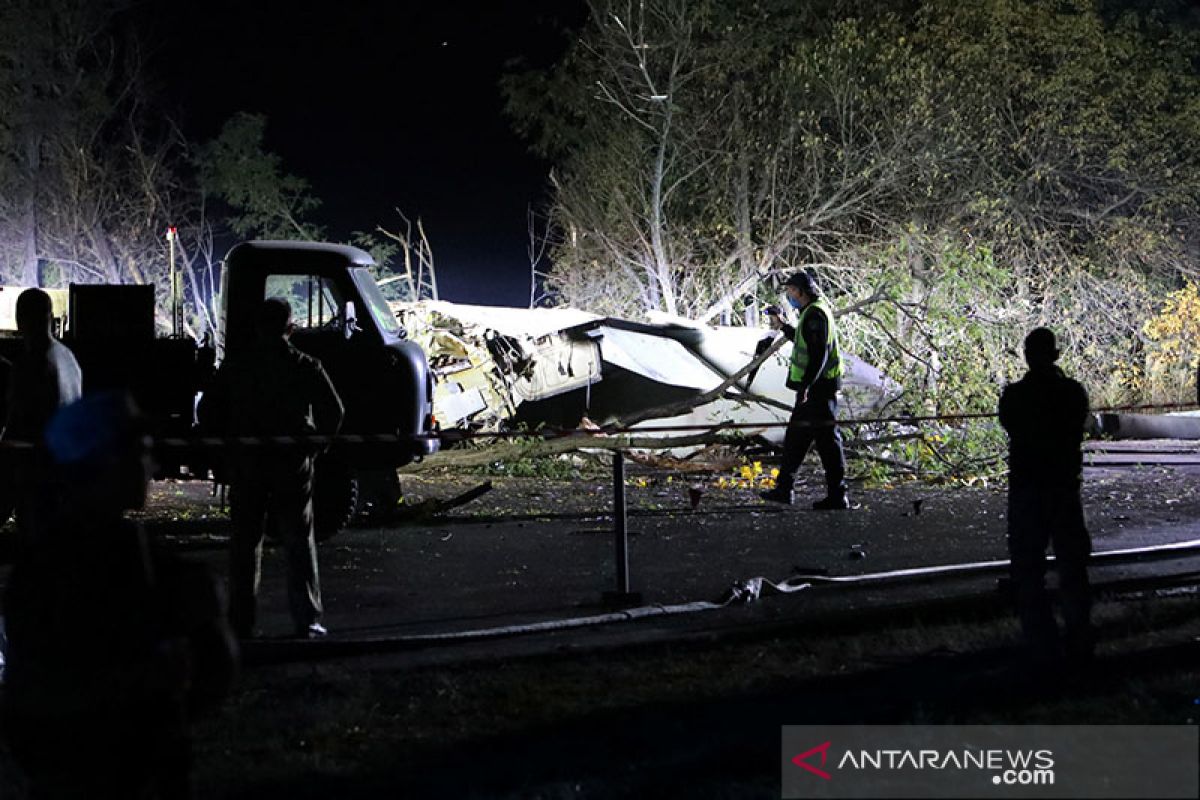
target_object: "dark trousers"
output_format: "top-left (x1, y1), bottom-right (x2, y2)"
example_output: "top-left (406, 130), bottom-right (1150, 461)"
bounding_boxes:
top-left (778, 385), bottom-right (847, 495)
top-left (229, 454), bottom-right (322, 636)
top-left (9, 450), bottom-right (56, 558)
top-left (1007, 484), bottom-right (1093, 657)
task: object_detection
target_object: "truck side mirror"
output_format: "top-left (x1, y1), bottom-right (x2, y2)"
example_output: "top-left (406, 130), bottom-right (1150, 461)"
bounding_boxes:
top-left (344, 301), bottom-right (362, 341)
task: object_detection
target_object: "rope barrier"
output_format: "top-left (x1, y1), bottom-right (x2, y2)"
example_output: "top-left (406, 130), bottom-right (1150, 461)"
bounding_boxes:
top-left (0, 401), bottom-right (1190, 451)
top-left (437, 400), bottom-right (1199, 440)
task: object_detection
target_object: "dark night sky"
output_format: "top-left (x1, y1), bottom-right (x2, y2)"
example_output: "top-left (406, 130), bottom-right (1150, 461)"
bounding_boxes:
top-left (136, 0), bottom-right (587, 306)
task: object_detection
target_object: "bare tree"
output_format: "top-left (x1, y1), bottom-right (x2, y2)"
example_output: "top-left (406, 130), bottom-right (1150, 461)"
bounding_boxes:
top-left (543, 0), bottom-right (721, 316)
top-left (372, 210), bottom-right (439, 302)
top-left (510, 0), bottom-right (1200, 415)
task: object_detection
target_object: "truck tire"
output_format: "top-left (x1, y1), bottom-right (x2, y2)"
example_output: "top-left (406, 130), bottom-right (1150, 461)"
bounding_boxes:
top-left (356, 468), bottom-right (403, 524)
top-left (0, 500), bottom-right (14, 555)
top-left (313, 456), bottom-right (359, 542)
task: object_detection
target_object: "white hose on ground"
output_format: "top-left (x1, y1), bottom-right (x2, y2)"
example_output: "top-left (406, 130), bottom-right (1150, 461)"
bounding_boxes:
top-left (244, 537), bottom-right (1200, 656)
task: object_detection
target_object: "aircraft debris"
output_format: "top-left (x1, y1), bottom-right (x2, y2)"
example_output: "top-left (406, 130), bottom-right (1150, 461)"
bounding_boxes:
top-left (394, 300), bottom-right (900, 447)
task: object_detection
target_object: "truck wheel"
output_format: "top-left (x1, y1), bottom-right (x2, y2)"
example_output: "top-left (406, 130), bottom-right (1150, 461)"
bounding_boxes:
top-left (313, 456), bottom-right (359, 542)
top-left (0, 499), bottom-right (15, 556)
top-left (356, 468), bottom-right (403, 524)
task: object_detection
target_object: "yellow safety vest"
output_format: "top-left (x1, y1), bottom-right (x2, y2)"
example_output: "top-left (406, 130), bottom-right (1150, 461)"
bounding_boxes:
top-left (788, 296), bottom-right (843, 383)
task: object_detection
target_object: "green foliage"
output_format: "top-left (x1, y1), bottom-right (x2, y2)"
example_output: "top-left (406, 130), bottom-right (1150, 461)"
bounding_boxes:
top-left (481, 454), bottom-right (587, 481)
top-left (838, 239), bottom-right (1023, 417)
top-left (451, 424), bottom-right (604, 480)
top-left (849, 421), bottom-right (1008, 485)
top-left (506, 0), bottom-right (1200, 450)
top-left (198, 113), bottom-right (324, 241)
top-left (1142, 281), bottom-right (1200, 403)
top-left (350, 232), bottom-right (400, 284)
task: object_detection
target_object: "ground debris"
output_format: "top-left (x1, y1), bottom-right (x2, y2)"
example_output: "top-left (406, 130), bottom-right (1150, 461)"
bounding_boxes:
top-left (395, 481), bottom-right (494, 522)
top-left (625, 446), bottom-right (743, 473)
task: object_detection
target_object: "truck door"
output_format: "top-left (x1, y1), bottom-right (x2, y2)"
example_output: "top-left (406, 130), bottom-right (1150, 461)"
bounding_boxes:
top-left (263, 273), bottom-right (374, 431)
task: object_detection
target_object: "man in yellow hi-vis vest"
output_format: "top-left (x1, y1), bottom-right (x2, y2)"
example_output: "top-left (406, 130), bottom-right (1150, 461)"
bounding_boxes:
top-left (760, 271), bottom-right (849, 510)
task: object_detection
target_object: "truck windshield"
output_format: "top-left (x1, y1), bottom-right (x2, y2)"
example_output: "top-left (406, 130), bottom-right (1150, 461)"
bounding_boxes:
top-left (351, 268), bottom-right (404, 339)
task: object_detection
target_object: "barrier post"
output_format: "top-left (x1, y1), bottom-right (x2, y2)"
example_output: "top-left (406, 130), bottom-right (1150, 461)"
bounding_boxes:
top-left (603, 449), bottom-right (642, 606)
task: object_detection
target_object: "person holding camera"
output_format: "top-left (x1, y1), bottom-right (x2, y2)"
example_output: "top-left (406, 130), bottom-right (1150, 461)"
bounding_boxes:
top-left (760, 272), bottom-right (849, 510)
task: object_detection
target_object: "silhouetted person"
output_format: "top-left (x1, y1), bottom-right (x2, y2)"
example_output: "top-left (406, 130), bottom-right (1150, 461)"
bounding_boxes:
top-left (199, 298), bottom-right (344, 639)
top-left (2, 393), bottom-right (237, 799)
top-left (5, 289), bottom-right (81, 438)
top-left (1, 288), bottom-right (81, 548)
top-left (999, 327), bottom-right (1093, 661)
top-left (759, 271), bottom-right (849, 510)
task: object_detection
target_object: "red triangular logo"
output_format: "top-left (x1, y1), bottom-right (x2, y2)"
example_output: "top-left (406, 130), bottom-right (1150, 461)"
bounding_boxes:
top-left (791, 741), bottom-right (832, 780)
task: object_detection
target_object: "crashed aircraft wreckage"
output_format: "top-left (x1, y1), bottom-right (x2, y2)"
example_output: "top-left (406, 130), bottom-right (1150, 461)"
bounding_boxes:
top-left (393, 300), bottom-right (899, 445)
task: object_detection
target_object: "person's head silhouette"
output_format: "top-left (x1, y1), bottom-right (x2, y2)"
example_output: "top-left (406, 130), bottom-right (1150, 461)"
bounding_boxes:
top-left (15, 288), bottom-right (54, 344)
top-left (1023, 327), bottom-right (1060, 369)
top-left (257, 297), bottom-right (293, 341)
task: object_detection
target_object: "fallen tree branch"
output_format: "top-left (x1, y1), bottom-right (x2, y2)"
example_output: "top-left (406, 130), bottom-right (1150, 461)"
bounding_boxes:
top-left (843, 450), bottom-right (920, 472)
top-left (721, 389), bottom-right (792, 414)
top-left (843, 432), bottom-right (924, 447)
top-left (399, 430), bottom-right (754, 473)
top-left (393, 480), bottom-right (494, 521)
top-left (625, 447), bottom-right (743, 473)
top-left (403, 426), bottom-right (930, 475)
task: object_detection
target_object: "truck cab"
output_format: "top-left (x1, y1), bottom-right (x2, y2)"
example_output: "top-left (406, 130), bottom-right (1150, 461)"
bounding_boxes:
top-left (221, 241), bottom-right (436, 461)
top-left (218, 241), bottom-right (438, 534)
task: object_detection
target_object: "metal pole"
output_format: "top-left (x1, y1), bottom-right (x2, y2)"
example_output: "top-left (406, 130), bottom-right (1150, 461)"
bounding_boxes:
top-left (613, 449), bottom-right (629, 594)
top-left (602, 450), bottom-right (641, 606)
top-left (167, 226), bottom-right (180, 337)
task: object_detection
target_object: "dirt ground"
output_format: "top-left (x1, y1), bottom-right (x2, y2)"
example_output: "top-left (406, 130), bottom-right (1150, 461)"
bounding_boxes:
top-left (2, 455), bottom-right (1200, 797)
top-left (133, 456), bottom-right (1200, 636)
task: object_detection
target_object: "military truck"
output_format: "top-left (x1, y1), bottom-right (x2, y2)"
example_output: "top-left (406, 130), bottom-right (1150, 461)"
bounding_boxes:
top-left (0, 240), bottom-right (439, 539)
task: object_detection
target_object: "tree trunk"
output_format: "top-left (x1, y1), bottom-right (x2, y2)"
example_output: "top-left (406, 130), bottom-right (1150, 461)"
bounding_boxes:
top-left (90, 226), bottom-right (123, 283)
top-left (20, 132), bottom-right (40, 286)
top-left (733, 81), bottom-right (755, 288)
top-left (649, 110), bottom-right (676, 316)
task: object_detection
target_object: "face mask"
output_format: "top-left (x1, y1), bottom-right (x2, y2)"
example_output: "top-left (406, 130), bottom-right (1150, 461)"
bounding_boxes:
top-left (787, 295), bottom-right (803, 309)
